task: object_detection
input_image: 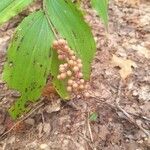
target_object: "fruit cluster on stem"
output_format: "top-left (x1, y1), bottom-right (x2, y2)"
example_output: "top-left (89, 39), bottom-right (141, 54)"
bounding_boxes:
top-left (52, 39), bottom-right (90, 97)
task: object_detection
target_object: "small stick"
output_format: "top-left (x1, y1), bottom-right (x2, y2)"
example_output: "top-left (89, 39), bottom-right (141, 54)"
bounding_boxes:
top-left (87, 112), bottom-right (94, 143)
top-left (116, 80), bottom-right (150, 137)
top-left (79, 133), bottom-right (95, 150)
top-left (128, 113), bottom-right (150, 122)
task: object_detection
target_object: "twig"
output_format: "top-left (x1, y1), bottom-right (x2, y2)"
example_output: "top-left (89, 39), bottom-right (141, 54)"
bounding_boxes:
top-left (116, 80), bottom-right (150, 137)
top-left (79, 133), bottom-right (95, 150)
top-left (87, 112), bottom-right (94, 143)
top-left (0, 101), bottom-right (44, 139)
top-left (41, 111), bottom-right (45, 124)
top-left (128, 113), bottom-right (150, 122)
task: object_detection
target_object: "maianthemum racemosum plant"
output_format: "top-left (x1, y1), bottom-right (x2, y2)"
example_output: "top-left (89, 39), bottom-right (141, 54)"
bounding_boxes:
top-left (0, 0), bottom-right (108, 119)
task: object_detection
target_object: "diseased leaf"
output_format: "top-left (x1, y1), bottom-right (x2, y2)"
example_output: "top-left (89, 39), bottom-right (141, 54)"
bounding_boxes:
top-left (0, 0), bottom-right (34, 25)
top-left (91, 0), bottom-right (109, 28)
top-left (3, 11), bottom-right (54, 119)
top-left (44, 0), bottom-right (96, 98)
top-left (111, 55), bottom-right (137, 79)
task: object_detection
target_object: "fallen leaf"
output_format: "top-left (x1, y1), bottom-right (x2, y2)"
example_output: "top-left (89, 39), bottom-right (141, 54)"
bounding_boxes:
top-left (111, 55), bottom-right (137, 79)
top-left (45, 99), bottom-right (61, 114)
top-left (42, 81), bottom-right (57, 98)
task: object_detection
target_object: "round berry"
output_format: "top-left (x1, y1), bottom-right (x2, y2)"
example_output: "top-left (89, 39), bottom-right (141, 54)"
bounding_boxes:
top-left (78, 72), bottom-right (83, 78)
top-left (60, 73), bottom-right (67, 79)
top-left (79, 85), bottom-right (84, 90)
top-left (59, 67), bottom-right (65, 72)
top-left (58, 55), bottom-right (64, 60)
top-left (71, 56), bottom-right (76, 60)
top-left (60, 64), bottom-right (64, 68)
top-left (64, 45), bottom-right (69, 51)
top-left (67, 70), bottom-right (72, 76)
top-left (80, 79), bottom-right (85, 84)
top-left (68, 79), bottom-right (73, 85)
top-left (58, 39), bottom-right (66, 45)
top-left (73, 61), bottom-right (77, 66)
top-left (69, 50), bottom-right (75, 55)
top-left (53, 41), bottom-right (58, 48)
top-left (78, 63), bottom-right (83, 68)
top-left (57, 50), bottom-right (62, 54)
top-left (73, 66), bottom-right (79, 72)
top-left (77, 59), bottom-right (82, 63)
top-left (68, 60), bottom-right (74, 66)
top-left (64, 63), bottom-right (68, 68)
top-left (67, 86), bottom-right (72, 92)
top-left (73, 83), bottom-right (78, 88)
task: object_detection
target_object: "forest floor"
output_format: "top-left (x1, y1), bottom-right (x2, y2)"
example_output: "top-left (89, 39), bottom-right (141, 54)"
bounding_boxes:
top-left (0, 0), bottom-right (150, 150)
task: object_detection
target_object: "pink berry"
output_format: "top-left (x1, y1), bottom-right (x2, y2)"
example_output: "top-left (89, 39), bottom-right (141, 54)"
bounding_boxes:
top-left (60, 73), bottom-right (67, 79)
top-left (80, 79), bottom-right (85, 84)
top-left (58, 55), bottom-right (64, 60)
top-left (68, 60), bottom-right (74, 66)
top-left (79, 85), bottom-right (84, 90)
top-left (73, 66), bottom-right (79, 72)
top-left (64, 63), bottom-right (68, 68)
top-left (64, 45), bottom-right (69, 51)
top-left (68, 79), bottom-right (73, 85)
top-left (78, 72), bottom-right (83, 78)
top-left (57, 50), bottom-right (62, 54)
top-left (67, 86), bottom-right (72, 92)
top-left (78, 63), bottom-right (83, 68)
top-left (71, 56), bottom-right (76, 60)
top-left (77, 59), bottom-right (82, 63)
top-left (59, 67), bottom-right (65, 72)
top-left (67, 70), bottom-right (72, 76)
top-left (53, 41), bottom-right (58, 48)
top-left (73, 83), bottom-right (78, 88)
top-left (69, 50), bottom-right (75, 55)
top-left (58, 39), bottom-right (66, 45)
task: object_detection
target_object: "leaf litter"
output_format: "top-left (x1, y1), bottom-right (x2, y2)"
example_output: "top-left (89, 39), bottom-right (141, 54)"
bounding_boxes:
top-left (0, 0), bottom-right (150, 149)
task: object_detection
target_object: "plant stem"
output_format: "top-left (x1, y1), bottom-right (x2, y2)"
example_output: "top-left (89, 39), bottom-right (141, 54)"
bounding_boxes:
top-left (43, 0), bottom-right (59, 39)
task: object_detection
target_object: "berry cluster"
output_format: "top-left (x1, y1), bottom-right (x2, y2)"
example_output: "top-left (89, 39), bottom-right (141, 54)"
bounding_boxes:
top-left (52, 39), bottom-right (89, 97)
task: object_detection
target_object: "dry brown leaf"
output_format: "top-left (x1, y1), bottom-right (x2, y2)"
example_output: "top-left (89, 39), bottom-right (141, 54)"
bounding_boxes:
top-left (42, 81), bottom-right (57, 98)
top-left (111, 55), bottom-right (137, 79)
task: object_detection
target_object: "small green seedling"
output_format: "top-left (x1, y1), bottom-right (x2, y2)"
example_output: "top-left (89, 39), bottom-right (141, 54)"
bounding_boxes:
top-left (89, 112), bottom-right (98, 122)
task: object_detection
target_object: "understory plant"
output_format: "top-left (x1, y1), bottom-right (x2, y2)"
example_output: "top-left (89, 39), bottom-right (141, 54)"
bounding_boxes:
top-left (0, 0), bottom-right (108, 119)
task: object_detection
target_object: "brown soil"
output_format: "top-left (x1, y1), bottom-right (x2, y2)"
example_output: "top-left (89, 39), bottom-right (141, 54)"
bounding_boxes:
top-left (0, 0), bottom-right (150, 150)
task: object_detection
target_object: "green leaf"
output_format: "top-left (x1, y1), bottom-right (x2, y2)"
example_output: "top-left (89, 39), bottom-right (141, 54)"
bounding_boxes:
top-left (44, 0), bottom-right (96, 98)
top-left (89, 112), bottom-right (98, 122)
top-left (0, 0), bottom-right (34, 25)
top-left (3, 11), bottom-right (54, 119)
top-left (91, 0), bottom-right (109, 29)
top-left (50, 50), bottom-right (70, 99)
